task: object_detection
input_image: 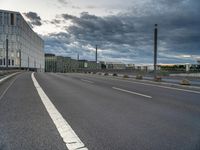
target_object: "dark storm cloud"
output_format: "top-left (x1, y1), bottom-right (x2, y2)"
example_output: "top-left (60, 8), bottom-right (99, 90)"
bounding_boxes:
top-left (64, 12), bottom-right (136, 47)
top-left (50, 19), bottom-right (62, 26)
top-left (23, 12), bottom-right (42, 26)
top-left (62, 14), bottom-right (78, 20)
top-left (57, 0), bottom-right (68, 5)
top-left (45, 0), bottom-right (200, 64)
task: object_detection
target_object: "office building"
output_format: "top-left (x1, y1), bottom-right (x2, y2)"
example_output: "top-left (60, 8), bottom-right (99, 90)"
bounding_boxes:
top-left (45, 54), bottom-right (101, 72)
top-left (0, 9), bottom-right (44, 71)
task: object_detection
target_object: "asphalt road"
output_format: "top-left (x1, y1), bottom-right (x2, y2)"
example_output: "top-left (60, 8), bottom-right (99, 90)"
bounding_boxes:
top-left (1, 72), bottom-right (200, 150)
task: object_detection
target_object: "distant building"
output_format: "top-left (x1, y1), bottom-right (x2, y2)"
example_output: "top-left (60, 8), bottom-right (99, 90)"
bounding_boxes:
top-left (87, 61), bottom-right (99, 69)
top-left (125, 64), bottom-right (135, 70)
top-left (103, 62), bottom-right (126, 69)
top-left (78, 60), bottom-right (88, 69)
top-left (45, 54), bottom-right (79, 73)
top-left (45, 54), bottom-right (100, 72)
top-left (197, 58), bottom-right (200, 64)
top-left (0, 9), bottom-right (44, 71)
top-left (78, 60), bottom-right (100, 70)
top-left (45, 54), bottom-right (56, 72)
top-left (70, 59), bottom-right (79, 72)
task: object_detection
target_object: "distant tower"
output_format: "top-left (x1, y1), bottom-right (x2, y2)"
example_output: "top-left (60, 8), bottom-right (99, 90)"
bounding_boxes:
top-left (95, 45), bottom-right (98, 69)
top-left (154, 24), bottom-right (158, 79)
top-left (96, 45), bottom-right (98, 63)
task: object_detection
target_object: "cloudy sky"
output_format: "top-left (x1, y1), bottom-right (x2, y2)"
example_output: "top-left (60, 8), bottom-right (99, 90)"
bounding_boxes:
top-left (1, 0), bottom-right (200, 64)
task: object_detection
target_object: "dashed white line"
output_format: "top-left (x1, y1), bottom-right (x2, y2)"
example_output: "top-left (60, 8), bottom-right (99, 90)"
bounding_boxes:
top-left (31, 73), bottom-right (88, 150)
top-left (86, 75), bottom-right (200, 95)
top-left (112, 87), bottom-right (152, 99)
top-left (119, 80), bottom-right (200, 94)
top-left (81, 79), bottom-right (94, 84)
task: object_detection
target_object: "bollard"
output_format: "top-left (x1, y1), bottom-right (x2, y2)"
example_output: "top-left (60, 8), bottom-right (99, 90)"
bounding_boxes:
top-left (180, 79), bottom-right (190, 85)
top-left (136, 74), bottom-right (143, 80)
top-left (123, 75), bottom-right (129, 78)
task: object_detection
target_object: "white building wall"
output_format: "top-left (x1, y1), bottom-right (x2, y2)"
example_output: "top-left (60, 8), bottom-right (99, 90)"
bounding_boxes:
top-left (0, 9), bottom-right (44, 71)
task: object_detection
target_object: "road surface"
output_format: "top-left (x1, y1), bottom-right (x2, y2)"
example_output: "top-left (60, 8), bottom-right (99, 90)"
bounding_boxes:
top-left (0, 72), bottom-right (200, 150)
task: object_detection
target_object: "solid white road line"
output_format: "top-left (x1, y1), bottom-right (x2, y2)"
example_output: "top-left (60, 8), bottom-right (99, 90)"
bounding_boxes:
top-left (112, 87), bottom-right (152, 99)
top-left (81, 79), bottom-right (94, 84)
top-left (31, 73), bottom-right (88, 150)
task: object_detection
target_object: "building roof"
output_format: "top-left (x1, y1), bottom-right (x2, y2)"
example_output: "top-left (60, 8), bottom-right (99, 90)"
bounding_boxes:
top-left (0, 9), bottom-right (43, 42)
top-left (45, 53), bottom-right (55, 57)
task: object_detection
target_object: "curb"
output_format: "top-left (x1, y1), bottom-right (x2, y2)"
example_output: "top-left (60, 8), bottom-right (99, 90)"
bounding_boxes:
top-left (0, 72), bottom-right (20, 83)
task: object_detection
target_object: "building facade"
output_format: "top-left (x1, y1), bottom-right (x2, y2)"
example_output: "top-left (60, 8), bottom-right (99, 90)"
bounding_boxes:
top-left (0, 9), bottom-right (44, 71)
top-left (45, 54), bottom-right (79, 73)
top-left (45, 54), bottom-right (101, 73)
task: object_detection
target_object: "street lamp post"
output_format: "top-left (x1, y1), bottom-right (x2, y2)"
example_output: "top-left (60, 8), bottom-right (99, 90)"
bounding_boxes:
top-left (154, 24), bottom-right (158, 79)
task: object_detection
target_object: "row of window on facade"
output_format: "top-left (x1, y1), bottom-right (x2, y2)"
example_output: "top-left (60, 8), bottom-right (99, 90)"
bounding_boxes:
top-left (0, 58), bottom-right (14, 66)
top-left (0, 12), bottom-right (44, 48)
top-left (0, 12), bottom-right (16, 26)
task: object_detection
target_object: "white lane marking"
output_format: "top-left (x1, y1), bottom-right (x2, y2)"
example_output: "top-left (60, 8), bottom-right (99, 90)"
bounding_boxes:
top-left (86, 75), bottom-right (200, 95)
top-left (31, 73), bottom-right (88, 150)
top-left (81, 79), bottom-right (94, 84)
top-left (112, 87), bottom-right (152, 99)
top-left (120, 80), bottom-right (200, 94)
top-left (0, 72), bottom-right (19, 83)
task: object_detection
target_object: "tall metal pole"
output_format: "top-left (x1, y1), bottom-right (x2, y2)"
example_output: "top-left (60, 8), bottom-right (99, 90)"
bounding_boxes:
top-left (154, 24), bottom-right (158, 79)
top-left (96, 45), bottom-right (98, 69)
top-left (6, 36), bottom-right (8, 70)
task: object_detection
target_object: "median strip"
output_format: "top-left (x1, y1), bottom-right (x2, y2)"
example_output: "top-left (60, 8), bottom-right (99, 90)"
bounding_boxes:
top-left (31, 73), bottom-right (88, 150)
top-left (112, 87), bottom-right (152, 99)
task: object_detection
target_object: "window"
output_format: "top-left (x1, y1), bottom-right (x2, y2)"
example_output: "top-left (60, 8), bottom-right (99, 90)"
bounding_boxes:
top-left (8, 59), bottom-right (10, 66)
top-left (3, 58), bottom-right (5, 65)
top-left (12, 59), bottom-right (14, 66)
top-left (4, 13), bottom-right (9, 25)
top-left (11, 13), bottom-right (14, 25)
top-left (0, 12), bottom-right (3, 25)
top-left (0, 59), bottom-right (2, 65)
top-left (16, 14), bottom-right (20, 26)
